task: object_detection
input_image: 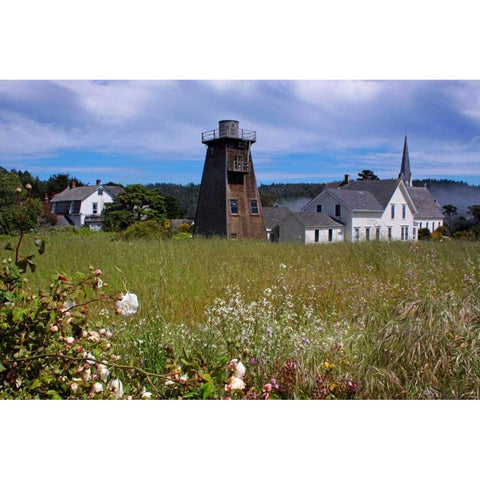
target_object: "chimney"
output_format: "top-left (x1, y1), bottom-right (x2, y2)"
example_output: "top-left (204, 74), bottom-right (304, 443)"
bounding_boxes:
top-left (344, 174), bottom-right (350, 184)
top-left (71, 180), bottom-right (76, 189)
top-left (96, 179), bottom-right (102, 186)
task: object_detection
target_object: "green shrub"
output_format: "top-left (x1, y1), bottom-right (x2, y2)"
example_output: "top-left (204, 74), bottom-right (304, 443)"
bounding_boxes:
top-left (120, 220), bottom-right (171, 240)
top-left (418, 228), bottom-right (432, 240)
top-left (454, 230), bottom-right (475, 240)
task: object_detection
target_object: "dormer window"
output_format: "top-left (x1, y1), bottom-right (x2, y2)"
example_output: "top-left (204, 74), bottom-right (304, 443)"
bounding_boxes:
top-left (316, 204), bottom-right (322, 213)
top-left (98, 188), bottom-right (103, 196)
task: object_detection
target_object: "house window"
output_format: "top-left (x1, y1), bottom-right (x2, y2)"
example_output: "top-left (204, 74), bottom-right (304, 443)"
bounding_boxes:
top-left (420, 222), bottom-right (423, 229)
top-left (98, 188), bottom-right (103, 196)
top-left (231, 233), bottom-right (237, 239)
top-left (432, 222), bottom-right (435, 231)
top-left (426, 222), bottom-right (429, 230)
top-left (69, 201), bottom-right (74, 215)
top-left (251, 200), bottom-right (259, 215)
top-left (354, 228), bottom-right (360, 242)
top-left (413, 228), bottom-right (417, 239)
top-left (328, 229), bottom-right (333, 242)
top-left (92, 203), bottom-right (98, 215)
top-left (391, 204), bottom-right (395, 219)
top-left (51, 203), bottom-right (56, 213)
top-left (388, 227), bottom-right (392, 240)
top-left (365, 227), bottom-right (370, 241)
top-left (230, 199), bottom-right (238, 214)
top-left (314, 229), bottom-right (320, 243)
top-left (376, 227), bottom-right (380, 240)
top-left (316, 204), bottom-right (322, 213)
top-left (335, 204), bottom-right (341, 217)
top-left (402, 204), bottom-right (406, 219)
top-left (401, 226), bottom-right (409, 240)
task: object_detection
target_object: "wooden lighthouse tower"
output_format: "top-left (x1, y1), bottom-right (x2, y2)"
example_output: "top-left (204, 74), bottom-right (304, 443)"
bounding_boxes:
top-left (194, 120), bottom-right (266, 239)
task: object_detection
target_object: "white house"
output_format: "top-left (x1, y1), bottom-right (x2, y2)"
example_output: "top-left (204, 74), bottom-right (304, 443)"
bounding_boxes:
top-left (50, 180), bottom-right (125, 230)
top-left (299, 136), bottom-right (444, 242)
top-left (278, 211), bottom-right (345, 244)
top-left (302, 178), bottom-right (418, 241)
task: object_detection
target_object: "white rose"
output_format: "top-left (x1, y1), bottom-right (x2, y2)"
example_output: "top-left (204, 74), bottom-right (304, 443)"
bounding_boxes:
top-left (234, 361), bottom-right (246, 379)
top-left (116, 292), bottom-right (139, 317)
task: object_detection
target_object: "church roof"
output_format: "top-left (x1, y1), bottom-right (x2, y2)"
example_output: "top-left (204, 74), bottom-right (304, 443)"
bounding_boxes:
top-left (406, 186), bottom-right (444, 219)
top-left (398, 135), bottom-right (412, 184)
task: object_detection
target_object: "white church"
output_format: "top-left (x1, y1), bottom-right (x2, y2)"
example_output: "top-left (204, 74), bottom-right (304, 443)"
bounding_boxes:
top-left (265, 137), bottom-right (445, 243)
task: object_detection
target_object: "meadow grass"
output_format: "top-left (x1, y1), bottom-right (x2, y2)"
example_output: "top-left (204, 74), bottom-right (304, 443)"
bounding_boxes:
top-left (3, 230), bottom-right (480, 399)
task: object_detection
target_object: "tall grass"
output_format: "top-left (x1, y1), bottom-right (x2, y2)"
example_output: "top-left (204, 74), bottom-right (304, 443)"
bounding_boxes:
top-left (4, 230), bottom-right (480, 398)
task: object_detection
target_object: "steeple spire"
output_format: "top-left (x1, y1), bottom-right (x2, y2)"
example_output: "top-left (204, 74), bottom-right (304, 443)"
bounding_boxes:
top-left (398, 135), bottom-right (412, 186)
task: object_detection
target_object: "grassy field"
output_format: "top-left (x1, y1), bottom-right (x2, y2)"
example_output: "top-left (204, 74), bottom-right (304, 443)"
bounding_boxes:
top-left (4, 230), bottom-right (480, 399)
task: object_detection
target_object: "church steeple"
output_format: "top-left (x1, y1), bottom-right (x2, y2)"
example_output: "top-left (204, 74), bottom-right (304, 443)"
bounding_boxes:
top-left (398, 135), bottom-right (412, 186)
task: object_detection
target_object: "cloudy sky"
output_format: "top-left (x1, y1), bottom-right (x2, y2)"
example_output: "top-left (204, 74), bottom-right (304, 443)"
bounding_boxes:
top-left (1, 80), bottom-right (480, 186)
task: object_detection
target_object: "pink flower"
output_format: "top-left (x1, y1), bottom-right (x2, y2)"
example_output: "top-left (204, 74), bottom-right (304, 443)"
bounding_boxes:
top-left (264, 383), bottom-right (272, 392)
top-left (50, 325), bottom-right (58, 333)
top-left (94, 269), bottom-right (102, 276)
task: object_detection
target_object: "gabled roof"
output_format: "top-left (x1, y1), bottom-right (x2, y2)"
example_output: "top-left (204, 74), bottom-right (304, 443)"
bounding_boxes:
top-left (324, 188), bottom-right (384, 211)
top-left (406, 186), bottom-right (444, 219)
top-left (340, 179), bottom-right (401, 209)
top-left (263, 206), bottom-right (291, 229)
top-left (51, 185), bottom-right (124, 202)
top-left (290, 211), bottom-right (344, 228)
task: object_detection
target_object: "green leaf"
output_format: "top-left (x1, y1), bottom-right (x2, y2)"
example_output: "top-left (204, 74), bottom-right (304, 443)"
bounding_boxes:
top-left (0, 363), bottom-right (6, 373)
top-left (201, 381), bottom-right (215, 400)
top-left (47, 390), bottom-right (62, 400)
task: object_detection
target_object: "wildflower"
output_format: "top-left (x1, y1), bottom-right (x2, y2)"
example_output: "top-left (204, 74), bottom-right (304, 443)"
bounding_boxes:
top-left (110, 379), bottom-right (124, 399)
top-left (279, 263), bottom-right (287, 269)
top-left (94, 269), bottom-right (102, 276)
top-left (165, 379), bottom-right (175, 386)
top-left (25, 183), bottom-right (32, 190)
top-left (234, 362), bottom-right (246, 379)
top-left (50, 325), bottom-right (58, 333)
top-left (225, 376), bottom-right (246, 391)
top-left (93, 382), bottom-right (103, 393)
top-left (71, 382), bottom-right (79, 394)
top-left (95, 278), bottom-right (103, 289)
top-left (251, 357), bottom-right (257, 365)
top-left (57, 274), bottom-right (68, 282)
top-left (83, 351), bottom-right (96, 364)
top-left (142, 387), bottom-right (152, 399)
top-left (82, 369), bottom-right (92, 382)
top-left (266, 327), bottom-right (273, 336)
top-left (116, 292), bottom-right (139, 317)
top-left (65, 336), bottom-right (75, 345)
top-left (97, 363), bottom-right (109, 382)
top-left (264, 383), bottom-right (272, 392)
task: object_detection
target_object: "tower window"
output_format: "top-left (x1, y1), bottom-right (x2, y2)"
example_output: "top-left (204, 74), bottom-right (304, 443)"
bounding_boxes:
top-left (230, 199), bottom-right (238, 214)
top-left (251, 200), bottom-right (259, 215)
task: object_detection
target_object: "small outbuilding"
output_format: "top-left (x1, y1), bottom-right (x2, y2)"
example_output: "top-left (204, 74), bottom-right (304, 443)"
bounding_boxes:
top-left (279, 211), bottom-right (345, 244)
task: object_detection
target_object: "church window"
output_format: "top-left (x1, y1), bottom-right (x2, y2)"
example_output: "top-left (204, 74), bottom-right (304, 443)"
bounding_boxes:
top-left (230, 199), bottom-right (238, 214)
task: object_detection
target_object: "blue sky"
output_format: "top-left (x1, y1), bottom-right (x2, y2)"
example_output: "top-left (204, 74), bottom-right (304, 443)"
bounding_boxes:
top-left (1, 80), bottom-right (480, 186)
